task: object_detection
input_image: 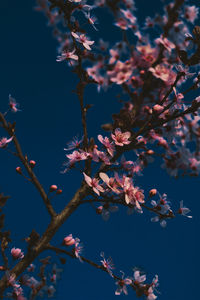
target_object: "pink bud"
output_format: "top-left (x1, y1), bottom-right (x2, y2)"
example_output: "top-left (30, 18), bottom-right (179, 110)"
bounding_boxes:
top-left (29, 160), bottom-right (36, 168)
top-left (11, 248), bottom-right (24, 259)
top-left (153, 104), bottom-right (163, 113)
top-left (146, 150), bottom-right (154, 155)
top-left (63, 234), bottom-right (76, 246)
top-left (16, 167), bottom-right (22, 174)
top-left (96, 206), bottom-right (103, 214)
top-left (149, 189), bottom-right (157, 197)
top-left (49, 185), bottom-right (58, 192)
top-left (56, 189), bottom-right (62, 195)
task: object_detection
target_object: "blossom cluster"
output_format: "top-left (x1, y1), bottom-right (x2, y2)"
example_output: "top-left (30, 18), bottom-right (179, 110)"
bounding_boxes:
top-left (0, 0), bottom-right (199, 298)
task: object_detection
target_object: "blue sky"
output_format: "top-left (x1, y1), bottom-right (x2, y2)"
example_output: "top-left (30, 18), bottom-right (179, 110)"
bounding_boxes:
top-left (0, 0), bottom-right (199, 299)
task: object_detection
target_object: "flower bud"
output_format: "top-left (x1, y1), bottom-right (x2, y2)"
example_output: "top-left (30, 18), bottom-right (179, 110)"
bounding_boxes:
top-left (16, 167), bottom-right (22, 174)
top-left (29, 160), bottom-right (36, 168)
top-left (49, 185), bottom-right (57, 192)
top-left (149, 189), bottom-right (157, 197)
top-left (11, 248), bottom-right (24, 259)
top-left (146, 150), bottom-right (154, 155)
top-left (56, 189), bottom-right (62, 195)
top-left (96, 205), bottom-right (103, 214)
top-left (153, 104), bottom-right (163, 113)
top-left (63, 234), bottom-right (75, 246)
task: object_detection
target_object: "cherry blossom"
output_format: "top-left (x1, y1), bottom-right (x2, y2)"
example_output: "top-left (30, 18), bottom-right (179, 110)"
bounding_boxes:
top-left (133, 270), bottom-right (146, 285)
top-left (56, 49), bottom-right (78, 62)
top-left (120, 9), bottom-right (137, 25)
top-left (83, 12), bottom-right (98, 31)
top-left (11, 248), bottom-right (24, 260)
top-left (115, 271), bottom-right (132, 295)
top-left (178, 200), bottom-right (192, 218)
top-left (63, 234), bottom-right (76, 246)
top-left (66, 150), bottom-right (89, 165)
top-left (184, 5), bottom-right (199, 23)
top-left (64, 136), bottom-right (83, 151)
top-left (149, 64), bottom-right (176, 84)
top-left (9, 94), bottom-right (20, 113)
top-left (0, 136), bottom-right (13, 148)
top-left (111, 128), bottom-right (131, 146)
top-left (146, 286), bottom-right (157, 300)
top-left (99, 172), bottom-right (121, 194)
top-left (155, 36), bottom-right (175, 53)
top-left (98, 134), bottom-right (115, 156)
top-left (109, 49), bottom-right (120, 65)
top-left (100, 252), bottom-right (114, 277)
top-left (83, 172), bottom-right (104, 195)
top-left (74, 238), bottom-right (83, 262)
top-left (71, 32), bottom-right (94, 50)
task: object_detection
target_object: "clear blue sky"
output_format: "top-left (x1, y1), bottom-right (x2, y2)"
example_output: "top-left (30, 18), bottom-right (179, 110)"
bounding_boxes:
top-left (0, 0), bottom-right (199, 299)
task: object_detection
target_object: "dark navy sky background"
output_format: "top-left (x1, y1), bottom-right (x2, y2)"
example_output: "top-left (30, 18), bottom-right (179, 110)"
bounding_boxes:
top-left (0, 0), bottom-right (199, 299)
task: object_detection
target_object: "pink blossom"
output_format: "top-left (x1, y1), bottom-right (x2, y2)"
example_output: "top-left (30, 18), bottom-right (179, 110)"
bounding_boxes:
top-left (120, 155), bottom-right (134, 171)
top-left (0, 136), bottom-right (13, 148)
top-left (174, 64), bottom-right (195, 78)
top-left (9, 94), bottom-right (20, 113)
top-left (109, 49), bottom-right (120, 65)
top-left (99, 172), bottom-right (121, 194)
top-left (173, 87), bottom-right (184, 108)
top-left (71, 32), bottom-right (94, 50)
top-left (74, 238), bottom-right (83, 262)
top-left (64, 136), bottom-right (83, 151)
top-left (178, 200), bottom-right (192, 218)
top-left (98, 135), bottom-right (115, 156)
top-left (84, 12), bottom-right (98, 31)
top-left (133, 270), bottom-right (146, 285)
top-left (83, 172), bottom-right (104, 195)
top-left (149, 189), bottom-right (157, 197)
top-left (123, 177), bottom-right (145, 210)
top-left (11, 248), bottom-right (24, 259)
top-left (184, 5), bottom-right (199, 23)
top-left (136, 44), bottom-right (157, 65)
top-left (144, 16), bottom-right (155, 28)
top-left (66, 150), bottom-right (89, 165)
top-left (115, 17), bottom-right (130, 30)
top-left (89, 146), bottom-right (111, 165)
top-left (56, 49), bottom-right (78, 62)
top-left (149, 64), bottom-right (176, 84)
top-left (120, 9), bottom-right (137, 25)
top-left (149, 130), bottom-right (169, 149)
top-left (50, 264), bottom-right (63, 283)
top-left (115, 271), bottom-right (132, 295)
top-left (147, 287), bottom-right (157, 300)
top-left (63, 234), bottom-right (76, 246)
top-left (153, 104), bottom-right (163, 114)
top-left (107, 60), bottom-right (133, 84)
top-left (111, 128), bottom-right (131, 146)
top-left (155, 37), bottom-right (175, 53)
top-left (100, 252), bottom-right (114, 277)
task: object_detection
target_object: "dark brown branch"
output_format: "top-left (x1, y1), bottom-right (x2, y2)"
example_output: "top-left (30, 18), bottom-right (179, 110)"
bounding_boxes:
top-left (0, 112), bottom-right (56, 218)
top-left (0, 182), bottom-right (89, 293)
top-left (80, 197), bottom-right (175, 219)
